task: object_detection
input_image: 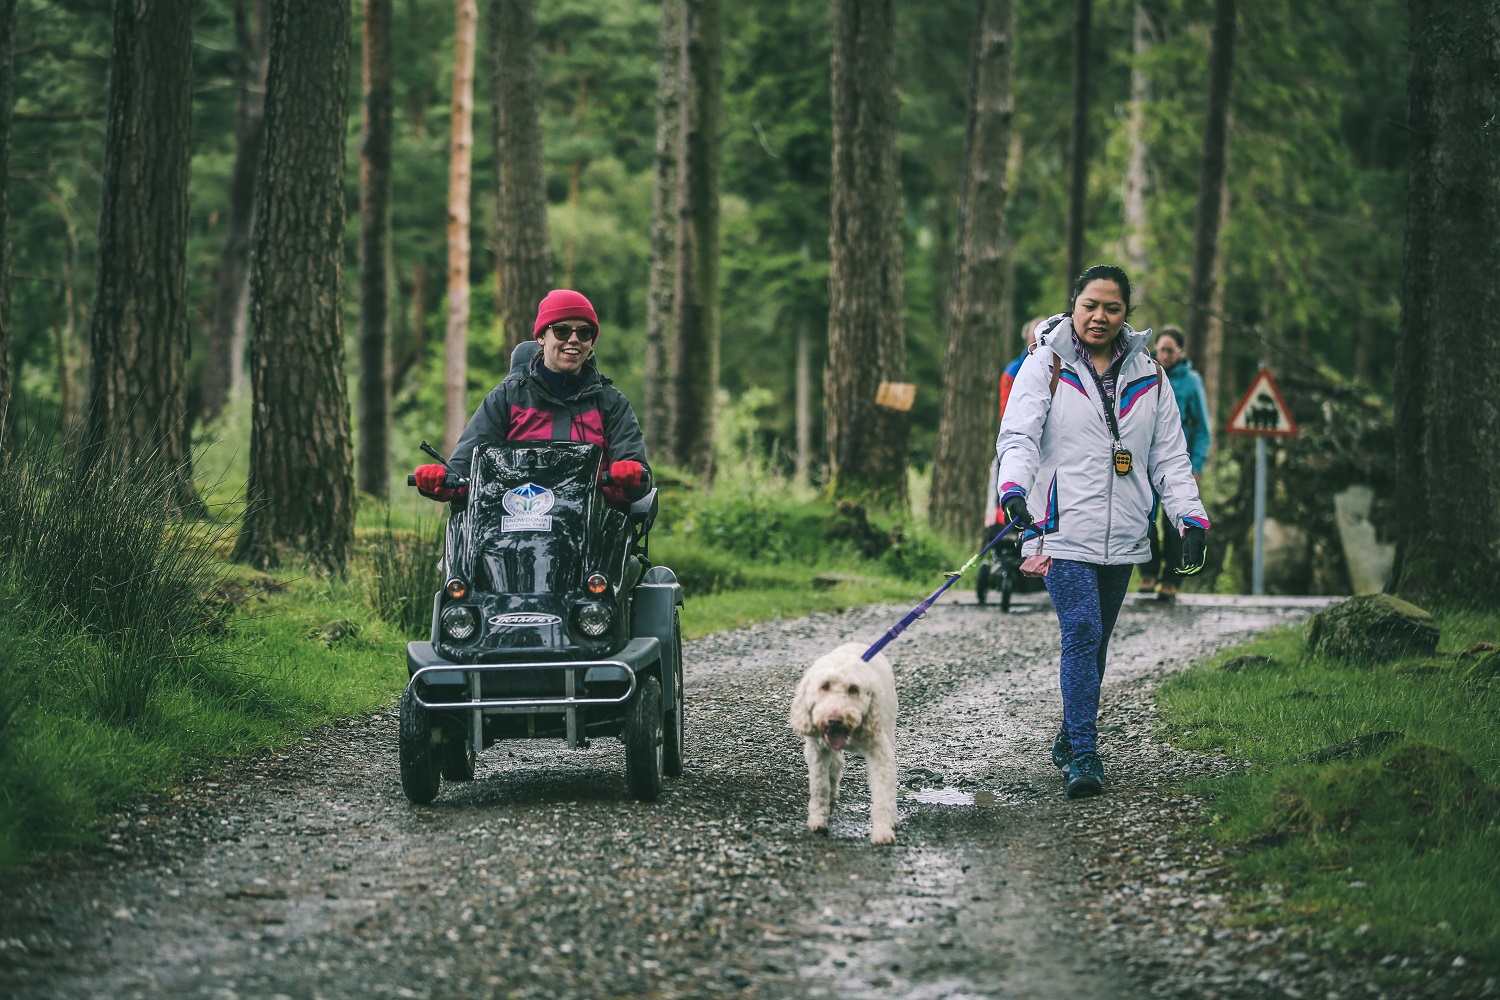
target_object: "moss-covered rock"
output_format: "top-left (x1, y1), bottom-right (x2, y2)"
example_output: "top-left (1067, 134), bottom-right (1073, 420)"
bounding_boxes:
top-left (1274, 742), bottom-right (1499, 851)
top-left (1302, 730), bottom-right (1405, 764)
top-left (1462, 646), bottom-right (1500, 685)
top-left (1306, 593), bottom-right (1439, 664)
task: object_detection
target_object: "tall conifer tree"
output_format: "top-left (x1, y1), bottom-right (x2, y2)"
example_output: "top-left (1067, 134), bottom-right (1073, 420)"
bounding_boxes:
top-left (358, 0), bottom-right (394, 497)
top-left (930, 0), bottom-right (1015, 537)
top-left (644, 0), bottom-right (682, 460)
top-left (489, 0), bottom-right (552, 350)
top-left (442, 0), bottom-right (477, 456)
top-left (84, 0), bottom-right (195, 509)
top-left (1392, 0), bottom-right (1500, 606)
top-left (234, 0), bottom-right (354, 572)
top-left (0, 0), bottom-right (13, 463)
top-left (669, 0), bottom-right (723, 476)
top-left (826, 0), bottom-right (907, 504)
top-left (200, 0), bottom-right (267, 425)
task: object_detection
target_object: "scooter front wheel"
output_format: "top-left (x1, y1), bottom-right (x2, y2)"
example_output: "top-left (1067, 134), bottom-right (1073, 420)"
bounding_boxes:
top-left (399, 687), bottom-right (441, 805)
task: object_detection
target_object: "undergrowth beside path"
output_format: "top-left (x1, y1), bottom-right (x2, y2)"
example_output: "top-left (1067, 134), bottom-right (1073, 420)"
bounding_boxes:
top-left (0, 445), bottom-right (966, 872)
top-left (1157, 608), bottom-right (1500, 975)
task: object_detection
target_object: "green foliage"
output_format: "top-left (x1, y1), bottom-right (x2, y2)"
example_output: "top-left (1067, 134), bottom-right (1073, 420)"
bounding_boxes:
top-left (365, 514), bottom-right (446, 639)
top-left (0, 437), bottom-right (239, 725)
top-left (1158, 607), bottom-right (1500, 968)
top-left (7, 0), bottom-right (1413, 502)
top-left (0, 434), bottom-right (405, 871)
top-left (878, 524), bottom-right (953, 581)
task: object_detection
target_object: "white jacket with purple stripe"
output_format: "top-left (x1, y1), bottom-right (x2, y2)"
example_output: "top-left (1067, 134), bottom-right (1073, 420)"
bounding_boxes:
top-left (995, 315), bottom-right (1209, 566)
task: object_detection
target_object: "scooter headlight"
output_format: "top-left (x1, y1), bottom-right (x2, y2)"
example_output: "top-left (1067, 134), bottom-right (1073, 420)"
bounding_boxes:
top-left (573, 602), bottom-right (612, 638)
top-left (441, 605), bottom-right (478, 641)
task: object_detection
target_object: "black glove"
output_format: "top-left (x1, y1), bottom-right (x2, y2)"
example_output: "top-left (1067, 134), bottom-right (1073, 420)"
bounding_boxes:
top-left (1180, 526), bottom-right (1207, 575)
top-left (1001, 495), bottom-right (1033, 528)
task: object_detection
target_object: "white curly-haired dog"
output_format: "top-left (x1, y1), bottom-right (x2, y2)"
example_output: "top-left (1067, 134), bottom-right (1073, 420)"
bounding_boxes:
top-left (789, 642), bottom-right (899, 845)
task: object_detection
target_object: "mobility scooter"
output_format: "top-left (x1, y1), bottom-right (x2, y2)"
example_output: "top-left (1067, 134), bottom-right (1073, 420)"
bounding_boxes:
top-left (400, 441), bottom-right (684, 804)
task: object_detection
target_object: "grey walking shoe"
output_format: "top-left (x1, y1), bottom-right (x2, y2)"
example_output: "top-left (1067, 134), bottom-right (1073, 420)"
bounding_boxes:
top-left (1066, 752), bottom-right (1104, 798)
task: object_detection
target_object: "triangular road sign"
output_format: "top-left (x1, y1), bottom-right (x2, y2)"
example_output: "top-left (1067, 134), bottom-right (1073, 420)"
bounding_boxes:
top-left (1225, 368), bottom-right (1299, 438)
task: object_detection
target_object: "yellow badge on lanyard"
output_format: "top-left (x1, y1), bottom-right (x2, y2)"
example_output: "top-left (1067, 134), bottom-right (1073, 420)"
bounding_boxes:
top-left (1113, 445), bottom-right (1133, 476)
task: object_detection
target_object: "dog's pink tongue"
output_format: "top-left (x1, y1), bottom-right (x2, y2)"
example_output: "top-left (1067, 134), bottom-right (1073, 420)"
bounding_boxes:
top-left (824, 730), bottom-right (848, 751)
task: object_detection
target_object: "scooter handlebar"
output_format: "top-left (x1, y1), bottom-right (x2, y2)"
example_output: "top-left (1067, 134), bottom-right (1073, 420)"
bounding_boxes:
top-left (406, 473), bottom-right (468, 489)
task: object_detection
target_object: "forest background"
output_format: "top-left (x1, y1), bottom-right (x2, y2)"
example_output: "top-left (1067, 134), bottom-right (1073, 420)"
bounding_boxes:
top-left (4, 0), bottom-right (1408, 596)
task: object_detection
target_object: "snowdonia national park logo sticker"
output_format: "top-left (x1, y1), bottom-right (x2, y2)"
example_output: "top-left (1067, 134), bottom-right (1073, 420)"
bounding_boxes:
top-left (501, 483), bottom-right (555, 531)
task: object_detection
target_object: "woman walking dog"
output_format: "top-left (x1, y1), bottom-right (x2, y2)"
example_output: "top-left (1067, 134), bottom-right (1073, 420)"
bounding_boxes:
top-left (995, 265), bottom-right (1209, 798)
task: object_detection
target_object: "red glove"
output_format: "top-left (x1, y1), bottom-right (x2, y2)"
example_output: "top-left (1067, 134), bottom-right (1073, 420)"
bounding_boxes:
top-left (602, 460), bottom-right (647, 504)
top-left (609, 460), bottom-right (644, 492)
top-left (413, 464), bottom-right (466, 502)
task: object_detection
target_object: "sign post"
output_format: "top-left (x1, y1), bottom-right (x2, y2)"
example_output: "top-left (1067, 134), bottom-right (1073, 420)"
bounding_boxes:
top-left (1224, 367), bottom-right (1299, 595)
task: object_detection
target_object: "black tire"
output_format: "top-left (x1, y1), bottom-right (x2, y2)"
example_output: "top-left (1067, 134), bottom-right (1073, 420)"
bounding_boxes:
top-left (663, 610), bottom-right (685, 778)
top-left (398, 687), bottom-right (441, 805)
top-left (439, 732), bottom-right (477, 782)
top-left (624, 675), bottom-right (664, 801)
top-left (1000, 567), bottom-right (1014, 612)
top-left (976, 562), bottom-right (990, 605)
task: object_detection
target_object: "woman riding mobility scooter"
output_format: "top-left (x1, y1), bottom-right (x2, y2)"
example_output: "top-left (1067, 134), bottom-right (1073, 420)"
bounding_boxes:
top-left (400, 441), bottom-right (685, 804)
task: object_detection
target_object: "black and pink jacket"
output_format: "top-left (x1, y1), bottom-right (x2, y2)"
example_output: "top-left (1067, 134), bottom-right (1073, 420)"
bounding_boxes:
top-left (448, 355), bottom-right (651, 496)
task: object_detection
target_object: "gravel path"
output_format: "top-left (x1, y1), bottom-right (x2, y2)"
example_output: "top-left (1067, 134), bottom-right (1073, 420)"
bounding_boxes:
top-left (3, 593), bottom-right (1488, 999)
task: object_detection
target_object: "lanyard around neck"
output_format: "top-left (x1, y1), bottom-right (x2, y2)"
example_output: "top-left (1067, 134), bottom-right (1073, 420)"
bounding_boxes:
top-left (1081, 355), bottom-right (1124, 443)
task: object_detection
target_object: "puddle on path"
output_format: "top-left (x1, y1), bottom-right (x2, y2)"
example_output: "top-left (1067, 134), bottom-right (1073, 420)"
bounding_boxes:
top-left (906, 788), bottom-right (998, 806)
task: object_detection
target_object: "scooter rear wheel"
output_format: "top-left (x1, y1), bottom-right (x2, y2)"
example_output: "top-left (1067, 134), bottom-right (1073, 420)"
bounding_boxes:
top-left (399, 687), bottom-right (441, 805)
top-left (439, 735), bottom-right (476, 782)
top-left (663, 610), bottom-right (685, 778)
top-left (1000, 568), bottom-right (1014, 612)
top-left (624, 675), bottom-right (665, 801)
top-left (976, 562), bottom-right (990, 605)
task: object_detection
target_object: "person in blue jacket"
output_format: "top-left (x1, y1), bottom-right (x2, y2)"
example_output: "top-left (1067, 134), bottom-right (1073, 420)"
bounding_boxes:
top-left (1138, 326), bottom-right (1212, 600)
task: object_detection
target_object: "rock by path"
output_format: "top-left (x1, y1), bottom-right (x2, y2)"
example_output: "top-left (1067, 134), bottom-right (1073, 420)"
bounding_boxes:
top-left (3, 594), bottom-right (1486, 999)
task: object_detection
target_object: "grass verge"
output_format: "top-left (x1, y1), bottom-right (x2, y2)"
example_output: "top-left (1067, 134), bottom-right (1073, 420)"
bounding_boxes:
top-left (1156, 608), bottom-right (1500, 972)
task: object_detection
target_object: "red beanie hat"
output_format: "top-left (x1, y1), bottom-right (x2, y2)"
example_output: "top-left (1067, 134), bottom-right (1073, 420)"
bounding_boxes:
top-left (533, 289), bottom-right (599, 339)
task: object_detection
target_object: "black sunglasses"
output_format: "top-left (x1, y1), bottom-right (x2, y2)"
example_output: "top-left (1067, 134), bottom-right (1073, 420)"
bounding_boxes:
top-left (548, 323), bottom-right (598, 343)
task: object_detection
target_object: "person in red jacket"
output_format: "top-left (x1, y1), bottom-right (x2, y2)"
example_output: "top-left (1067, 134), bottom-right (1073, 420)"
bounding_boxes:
top-left (412, 289), bottom-right (651, 506)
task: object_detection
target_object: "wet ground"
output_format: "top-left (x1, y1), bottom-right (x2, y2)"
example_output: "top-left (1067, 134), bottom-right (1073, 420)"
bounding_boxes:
top-left (3, 593), bottom-right (1488, 999)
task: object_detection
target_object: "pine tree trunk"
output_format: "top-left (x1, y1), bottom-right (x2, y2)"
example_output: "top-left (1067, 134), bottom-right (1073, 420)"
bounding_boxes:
top-left (644, 0), bottom-right (682, 461)
top-left (84, 0), bottom-right (197, 510)
top-left (357, 0), bottom-right (394, 498)
top-left (1000, 130), bottom-right (1023, 356)
top-left (1199, 179), bottom-right (1229, 420)
top-left (200, 0), bottom-right (267, 425)
top-left (1120, 0), bottom-right (1152, 282)
top-left (1186, 0), bottom-right (1235, 361)
top-left (0, 0), bottom-right (13, 463)
top-left (826, 0), bottom-right (907, 506)
top-left (489, 0), bottom-right (552, 350)
top-left (669, 0), bottom-right (723, 478)
top-left (795, 315), bottom-right (812, 484)
top-left (1391, 0), bottom-right (1500, 607)
top-left (393, 260), bottom-right (428, 396)
top-left (442, 0), bottom-right (477, 456)
top-left (930, 0), bottom-right (1014, 539)
top-left (1064, 0), bottom-right (1091, 282)
top-left (233, 0), bottom-right (353, 573)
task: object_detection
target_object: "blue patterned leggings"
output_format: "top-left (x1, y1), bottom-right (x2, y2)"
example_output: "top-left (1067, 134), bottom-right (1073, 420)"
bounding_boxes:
top-left (1043, 559), bottom-right (1135, 758)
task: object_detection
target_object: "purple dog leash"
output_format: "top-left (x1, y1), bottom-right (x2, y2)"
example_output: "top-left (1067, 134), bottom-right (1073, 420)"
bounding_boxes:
top-left (861, 517), bottom-right (1026, 662)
